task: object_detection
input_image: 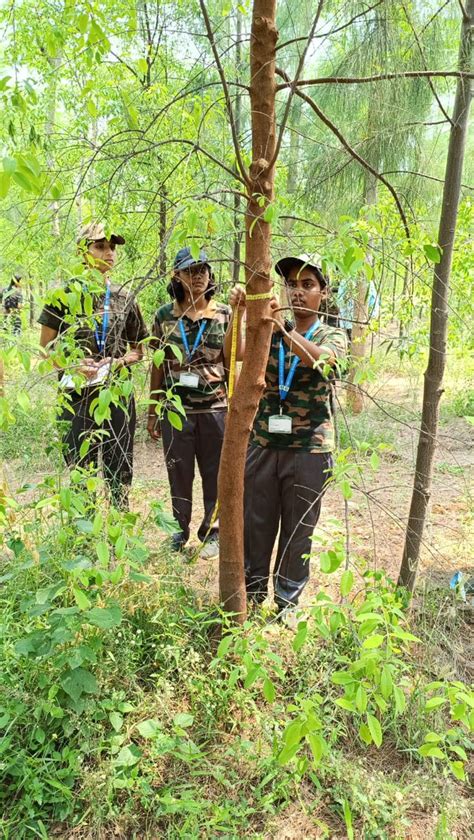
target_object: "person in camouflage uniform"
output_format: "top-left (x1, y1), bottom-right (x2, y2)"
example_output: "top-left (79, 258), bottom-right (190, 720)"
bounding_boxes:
top-left (243, 254), bottom-right (347, 612)
top-left (38, 223), bottom-right (148, 509)
top-left (148, 246), bottom-right (244, 556)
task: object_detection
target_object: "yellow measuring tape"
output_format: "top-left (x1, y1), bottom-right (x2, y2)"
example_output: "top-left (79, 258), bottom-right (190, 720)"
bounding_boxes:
top-left (227, 290), bottom-right (274, 400)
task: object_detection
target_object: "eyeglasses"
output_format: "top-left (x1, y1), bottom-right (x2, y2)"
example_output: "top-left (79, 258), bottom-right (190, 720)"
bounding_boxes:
top-left (184, 264), bottom-right (208, 277)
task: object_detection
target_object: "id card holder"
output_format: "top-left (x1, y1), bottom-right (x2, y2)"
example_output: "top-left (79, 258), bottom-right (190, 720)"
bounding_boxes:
top-left (268, 414), bottom-right (292, 434)
top-left (179, 371), bottom-right (200, 388)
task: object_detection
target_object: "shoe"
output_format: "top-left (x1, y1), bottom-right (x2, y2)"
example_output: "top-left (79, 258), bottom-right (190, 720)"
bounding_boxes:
top-left (170, 533), bottom-right (187, 552)
top-left (200, 538), bottom-right (219, 559)
top-left (276, 603), bottom-right (298, 630)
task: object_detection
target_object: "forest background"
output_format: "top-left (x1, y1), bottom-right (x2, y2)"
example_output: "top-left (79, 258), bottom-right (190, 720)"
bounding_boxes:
top-left (0, 1), bottom-right (473, 838)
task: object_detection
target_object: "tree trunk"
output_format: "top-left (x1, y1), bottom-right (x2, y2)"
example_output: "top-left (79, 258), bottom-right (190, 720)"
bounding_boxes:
top-left (398, 0), bottom-right (473, 592)
top-left (346, 172), bottom-right (377, 413)
top-left (218, 0), bottom-right (278, 620)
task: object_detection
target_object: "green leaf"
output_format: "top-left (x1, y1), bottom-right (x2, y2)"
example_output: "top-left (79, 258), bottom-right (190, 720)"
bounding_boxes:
top-left (335, 697), bottom-right (356, 711)
top-left (425, 696), bottom-right (447, 710)
top-left (60, 667), bottom-right (98, 702)
top-left (73, 586), bottom-right (91, 610)
top-left (341, 479), bottom-right (352, 500)
top-left (370, 451), bottom-right (380, 470)
top-left (217, 633), bottom-right (233, 658)
top-left (380, 665), bottom-right (393, 699)
top-left (0, 172), bottom-right (11, 198)
top-left (152, 349), bottom-right (165, 368)
top-left (115, 744), bottom-right (142, 767)
top-left (355, 684), bottom-right (368, 713)
top-left (16, 391), bottom-right (30, 411)
top-left (169, 344), bottom-right (183, 363)
top-left (449, 760), bottom-right (466, 781)
top-left (283, 721), bottom-right (303, 750)
top-left (137, 57), bottom-right (148, 74)
top-left (359, 723), bottom-right (372, 744)
top-left (340, 569), bottom-right (354, 597)
top-left (173, 712), bottom-right (193, 729)
top-left (86, 605), bottom-right (122, 630)
top-left (2, 157), bottom-right (16, 175)
top-left (76, 13), bottom-right (89, 33)
top-left (362, 633), bottom-right (384, 649)
top-left (87, 99), bottom-right (98, 118)
top-left (292, 620), bottom-right (308, 652)
top-left (306, 732), bottom-right (326, 766)
top-left (167, 410), bottom-right (183, 431)
top-left (96, 540), bottom-right (109, 565)
top-left (109, 712), bottom-right (123, 732)
top-left (137, 718), bottom-right (161, 738)
top-left (263, 203), bottom-right (276, 223)
top-left (367, 713), bottom-right (382, 747)
top-left (263, 678), bottom-right (276, 703)
top-left (419, 744), bottom-right (445, 759)
top-left (423, 243), bottom-right (442, 264)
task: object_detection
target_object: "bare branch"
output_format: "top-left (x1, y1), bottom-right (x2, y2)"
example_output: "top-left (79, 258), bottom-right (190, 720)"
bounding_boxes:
top-left (276, 0), bottom-right (385, 50)
top-left (269, 0), bottom-right (325, 169)
top-left (276, 70), bottom-right (474, 90)
top-left (275, 68), bottom-right (411, 240)
top-left (198, 0), bottom-right (249, 186)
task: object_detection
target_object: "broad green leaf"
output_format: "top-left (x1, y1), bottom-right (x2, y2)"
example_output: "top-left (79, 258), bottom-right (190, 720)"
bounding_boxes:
top-left (86, 605), bottom-right (122, 630)
top-left (73, 586), bottom-right (91, 610)
top-left (292, 620), bottom-right (308, 652)
top-left (217, 633), bottom-right (233, 658)
top-left (341, 479), bottom-right (352, 500)
top-left (425, 696), bottom-right (447, 710)
top-left (362, 633), bottom-right (384, 649)
top-left (380, 666), bottom-right (393, 699)
top-left (306, 732), bottom-right (326, 765)
top-left (367, 713), bottom-right (382, 747)
top-left (17, 391), bottom-right (30, 411)
top-left (96, 541), bottom-right (109, 564)
top-left (423, 243), bottom-right (442, 263)
top-left (109, 712), bottom-right (123, 732)
top-left (283, 721), bottom-right (303, 750)
top-left (3, 157), bottom-right (16, 175)
top-left (418, 744), bottom-right (445, 759)
top-left (335, 697), bottom-right (356, 711)
top-left (0, 172), bottom-right (11, 198)
top-left (173, 712), bottom-right (193, 729)
top-left (370, 451), bottom-right (380, 470)
top-left (137, 57), bottom-right (148, 74)
top-left (449, 760), bottom-right (466, 781)
top-left (359, 723), bottom-right (372, 744)
top-left (137, 718), bottom-right (161, 738)
top-left (115, 744), bottom-right (142, 767)
top-left (153, 349), bottom-right (165, 367)
top-left (356, 684), bottom-right (368, 713)
top-left (60, 667), bottom-right (98, 702)
top-left (340, 569), bottom-right (354, 597)
top-left (167, 410), bottom-right (183, 431)
top-left (393, 686), bottom-right (406, 714)
top-left (263, 678), bottom-right (276, 703)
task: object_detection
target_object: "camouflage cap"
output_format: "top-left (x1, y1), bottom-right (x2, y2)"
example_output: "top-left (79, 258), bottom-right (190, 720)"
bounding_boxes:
top-left (275, 253), bottom-right (328, 286)
top-left (77, 222), bottom-right (125, 246)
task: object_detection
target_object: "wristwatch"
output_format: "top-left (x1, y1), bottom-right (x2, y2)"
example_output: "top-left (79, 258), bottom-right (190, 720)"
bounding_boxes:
top-left (284, 318), bottom-right (295, 333)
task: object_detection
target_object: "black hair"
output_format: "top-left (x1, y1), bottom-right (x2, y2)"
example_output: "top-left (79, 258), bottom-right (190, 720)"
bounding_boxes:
top-left (167, 271), bottom-right (216, 302)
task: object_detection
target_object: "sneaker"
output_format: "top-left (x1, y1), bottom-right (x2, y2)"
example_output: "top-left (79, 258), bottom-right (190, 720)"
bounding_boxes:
top-left (200, 538), bottom-right (219, 559)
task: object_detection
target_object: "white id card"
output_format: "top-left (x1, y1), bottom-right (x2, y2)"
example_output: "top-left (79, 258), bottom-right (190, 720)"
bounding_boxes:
top-left (179, 371), bottom-right (200, 388)
top-left (268, 414), bottom-right (292, 434)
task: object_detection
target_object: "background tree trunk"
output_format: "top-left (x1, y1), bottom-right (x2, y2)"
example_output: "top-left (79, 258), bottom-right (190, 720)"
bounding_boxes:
top-left (218, 0), bottom-right (278, 620)
top-left (232, 8), bottom-right (243, 286)
top-left (398, 0), bottom-right (473, 592)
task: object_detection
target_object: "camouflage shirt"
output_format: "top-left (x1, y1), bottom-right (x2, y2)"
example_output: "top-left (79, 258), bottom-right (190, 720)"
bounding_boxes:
top-left (251, 323), bottom-right (348, 452)
top-left (151, 299), bottom-right (231, 413)
top-left (38, 281), bottom-right (148, 363)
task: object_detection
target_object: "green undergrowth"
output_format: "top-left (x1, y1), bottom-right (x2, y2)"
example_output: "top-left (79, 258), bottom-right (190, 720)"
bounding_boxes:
top-left (0, 478), bottom-right (473, 839)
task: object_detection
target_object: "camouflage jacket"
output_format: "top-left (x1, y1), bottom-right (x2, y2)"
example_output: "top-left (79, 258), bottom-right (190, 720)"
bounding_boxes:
top-left (251, 323), bottom-right (348, 452)
top-left (151, 299), bottom-right (231, 413)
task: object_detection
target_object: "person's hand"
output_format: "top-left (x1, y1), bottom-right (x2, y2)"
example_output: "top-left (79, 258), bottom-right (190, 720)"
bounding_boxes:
top-left (97, 356), bottom-right (112, 368)
top-left (269, 297), bottom-right (285, 332)
top-left (147, 415), bottom-right (161, 440)
top-left (78, 358), bottom-right (100, 379)
top-left (229, 285), bottom-right (246, 310)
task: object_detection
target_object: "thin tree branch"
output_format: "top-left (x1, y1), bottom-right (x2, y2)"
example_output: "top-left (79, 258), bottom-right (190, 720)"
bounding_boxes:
top-left (275, 68), bottom-right (411, 241)
top-left (381, 169), bottom-right (474, 191)
top-left (270, 0), bottom-right (325, 170)
top-left (276, 0), bottom-right (384, 50)
top-left (275, 70), bottom-right (474, 90)
top-left (198, 0), bottom-right (249, 186)
top-left (401, 2), bottom-right (453, 126)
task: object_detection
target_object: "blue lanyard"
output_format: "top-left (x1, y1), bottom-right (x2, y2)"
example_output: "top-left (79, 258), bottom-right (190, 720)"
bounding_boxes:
top-left (278, 320), bottom-right (320, 403)
top-left (178, 318), bottom-right (208, 362)
top-left (94, 282), bottom-right (111, 354)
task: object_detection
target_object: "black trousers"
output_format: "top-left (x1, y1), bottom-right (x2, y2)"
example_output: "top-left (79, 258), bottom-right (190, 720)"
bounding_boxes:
top-left (58, 390), bottom-right (136, 509)
top-left (161, 410), bottom-right (226, 543)
top-left (244, 445), bottom-right (332, 607)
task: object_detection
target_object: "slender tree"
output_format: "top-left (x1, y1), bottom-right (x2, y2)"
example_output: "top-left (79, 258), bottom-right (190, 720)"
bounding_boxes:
top-left (399, 0), bottom-right (473, 592)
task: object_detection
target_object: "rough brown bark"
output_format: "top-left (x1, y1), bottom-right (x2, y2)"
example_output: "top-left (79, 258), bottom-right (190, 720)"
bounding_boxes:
top-left (398, 0), bottom-right (473, 592)
top-left (218, 1), bottom-right (278, 620)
